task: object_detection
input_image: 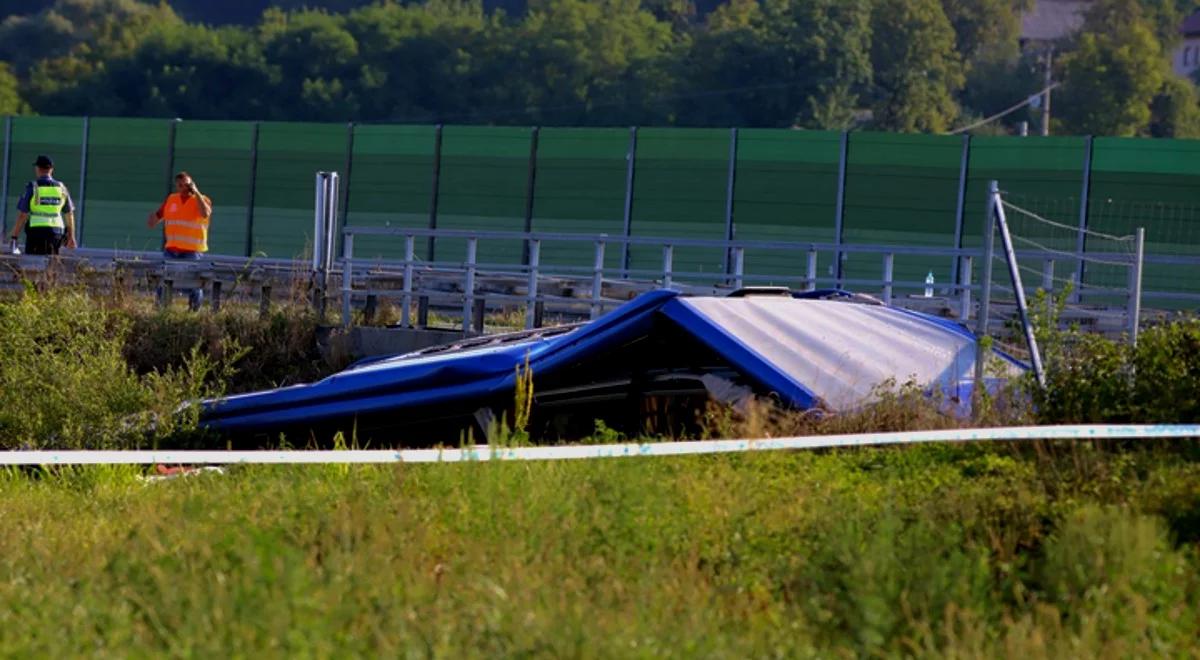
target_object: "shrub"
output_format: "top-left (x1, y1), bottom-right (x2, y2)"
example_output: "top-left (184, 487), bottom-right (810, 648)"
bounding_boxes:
top-left (0, 288), bottom-right (224, 449)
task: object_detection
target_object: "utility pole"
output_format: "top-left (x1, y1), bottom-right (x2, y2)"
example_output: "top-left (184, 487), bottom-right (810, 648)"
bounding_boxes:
top-left (1042, 47), bottom-right (1053, 136)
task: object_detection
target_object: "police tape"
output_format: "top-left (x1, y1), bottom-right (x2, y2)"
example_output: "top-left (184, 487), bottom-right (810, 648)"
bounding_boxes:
top-left (1, 424), bottom-right (1198, 466)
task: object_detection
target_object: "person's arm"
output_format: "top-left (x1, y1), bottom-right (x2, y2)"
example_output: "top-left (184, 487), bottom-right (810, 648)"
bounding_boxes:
top-left (9, 211), bottom-right (28, 242)
top-left (147, 200), bottom-right (166, 228)
top-left (190, 182), bottom-right (212, 218)
top-left (63, 211), bottom-right (76, 249)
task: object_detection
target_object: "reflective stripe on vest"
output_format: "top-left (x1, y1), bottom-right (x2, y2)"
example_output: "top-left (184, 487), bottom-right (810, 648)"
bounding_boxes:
top-left (28, 184), bottom-right (65, 229)
top-left (161, 193), bottom-right (209, 253)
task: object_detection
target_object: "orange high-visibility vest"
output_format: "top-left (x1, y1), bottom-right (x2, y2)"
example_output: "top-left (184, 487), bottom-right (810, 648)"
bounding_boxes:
top-left (161, 192), bottom-right (210, 253)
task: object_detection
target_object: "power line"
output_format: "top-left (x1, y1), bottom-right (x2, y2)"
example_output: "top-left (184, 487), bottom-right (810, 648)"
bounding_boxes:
top-left (948, 81), bottom-right (1062, 135)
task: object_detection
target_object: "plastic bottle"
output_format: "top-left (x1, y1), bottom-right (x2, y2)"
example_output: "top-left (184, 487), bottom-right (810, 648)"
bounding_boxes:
top-left (924, 271), bottom-right (935, 298)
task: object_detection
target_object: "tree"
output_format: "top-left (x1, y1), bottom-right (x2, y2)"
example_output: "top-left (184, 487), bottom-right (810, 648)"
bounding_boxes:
top-left (0, 62), bottom-right (30, 115)
top-left (1149, 76), bottom-right (1200, 138)
top-left (869, 0), bottom-right (965, 132)
top-left (679, 0), bottom-right (872, 128)
top-left (939, 0), bottom-right (1033, 62)
top-left (1057, 0), bottom-right (1172, 136)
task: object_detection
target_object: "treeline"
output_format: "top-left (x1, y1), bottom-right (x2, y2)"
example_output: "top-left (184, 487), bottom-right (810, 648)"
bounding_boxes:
top-left (0, 0), bottom-right (1197, 136)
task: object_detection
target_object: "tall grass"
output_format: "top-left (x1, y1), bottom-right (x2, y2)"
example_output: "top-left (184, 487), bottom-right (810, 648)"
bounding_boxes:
top-left (0, 444), bottom-right (1197, 655)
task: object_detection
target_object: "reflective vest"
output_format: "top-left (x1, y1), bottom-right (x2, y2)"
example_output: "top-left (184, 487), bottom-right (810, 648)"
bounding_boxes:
top-left (161, 192), bottom-right (210, 253)
top-left (28, 183), bottom-right (66, 230)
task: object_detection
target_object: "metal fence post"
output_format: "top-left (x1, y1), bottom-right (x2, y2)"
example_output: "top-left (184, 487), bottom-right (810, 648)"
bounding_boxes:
top-left (723, 127), bottom-right (738, 278)
top-left (427, 124), bottom-right (444, 263)
top-left (974, 181), bottom-right (999, 395)
top-left (995, 188), bottom-right (1046, 388)
top-left (341, 232), bottom-right (354, 328)
top-left (164, 118), bottom-right (180, 197)
top-left (732, 246), bottom-right (745, 290)
top-left (805, 249), bottom-right (818, 291)
top-left (662, 244), bottom-right (673, 288)
top-left (959, 255), bottom-right (973, 320)
top-left (1127, 227), bottom-right (1145, 345)
top-left (591, 239), bottom-right (606, 319)
top-left (523, 126), bottom-right (540, 265)
top-left (0, 116), bottom-right (11, 237)
top-left (1041, 259), bottom-right (1055, 292)
top-left (621, 126), bottom-right (637, 278)
top-left (338, 121), bottom-right (355, 256)
top-left (952, 134), bottom-right (971, 286)
top-left (76, 116), bottom-right (90, 244)
top-left (833, 130), bottom-right (849, 285)
top-left (1074, 135), bottom-right (1094, 302)
top-left (882, 253), bottom-right (894, 305)
top-left (525, 238), bottom-right (541, 329)
top-left (402, 234), bottom-right (415, 328)
top-left (462, 237), bottom-right (477, 334)
top-left (244, 122), bottom-right (261, 257)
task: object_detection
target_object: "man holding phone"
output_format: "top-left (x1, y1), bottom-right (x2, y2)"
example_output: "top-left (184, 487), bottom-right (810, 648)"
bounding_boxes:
top-left (147, 171), bottom-right (213, 309)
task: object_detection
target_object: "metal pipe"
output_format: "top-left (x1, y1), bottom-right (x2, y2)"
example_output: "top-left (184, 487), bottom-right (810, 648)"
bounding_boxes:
top-left (958, 255), bottom-right (972, 320)
top-left (76, 116), bottom-right (90, 244)
top-left (806, 249), bottom-right (818, 291)
top-left (462, 237), bottom-right (477, 334)
top-left (974, 181), bottom-right (999, 395)
top-left (402, 234), bottom-right (415, 328)
top-left (164, 118), bottom-right (181, 197)
top-left (1074, 135), bottom-right (1093, 302)
top-left (244, 122), bottom-right (261, 257)
top-left (723, 127), bottom-right (738, 277)
top-left (591, 240), bottom-right (605, 319)
top-left (427, 124), bottom-right (443, 263)
top-left (621, 126), bottom-right (637, 278)
top-left (1127, 227), bottom-right (1145, 345)
top-left (952, 134), bottom-right (970, 286)
top-left (882, 253), bottom-right (894, 305)
top-left (525, 238), bottom-right (540, 329)
top-left (662, 244), bottom-right (673, 288)
top-left (833, 130), bottom-right (849, 284)
top-left (732, 246), bottom-right (745, 290)
top-left (995, 189), bottom-right (1046, 388)
top-left (341, 233), bottom-right (354, 328)
top-left (338, 121), bottom-right (355, 256)
top-left (523, 126), bottom-right (540, 265)
top-left (1042, 259), bottom-right (1055, 293)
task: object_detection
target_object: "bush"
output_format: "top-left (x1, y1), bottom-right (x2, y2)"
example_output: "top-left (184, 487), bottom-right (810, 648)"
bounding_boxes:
top-left (1033, 318), bottom-right (1200, 424)
top-left (0, 288), bottom-right (224, 449)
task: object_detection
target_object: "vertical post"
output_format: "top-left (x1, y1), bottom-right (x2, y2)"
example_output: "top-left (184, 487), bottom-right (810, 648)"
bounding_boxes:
top-left (1041, 258), bottom-right (1055, 292)
top-left (522, 126), bottom-right (540, 265)
top-left (525, 238), bottom-right (540, 329)
top-left (462, 237), bottom-right (477, 335)
top-left (0, 116), bottom-right (12, 237)
top-left (661, 244), bottom-right (673, 288)
top-left (401, 234), bottom-right (415, 328)
top-left (341, 232), bottom-right (354, 329)
top-left (1074, 135), bottom-right (1093, 302)
top-left (1041, 47), bottom-right (1053, 137)
top-left (313, 172), bottom-right (327, 273)
top-left (882, 253), bottom-right (894, 305)
top-left (621, 126), bottom-right (637, 277)
top-left (427, 124), bottom-right (444, 263)
top-left (244, 122), bottom-right (261, 257)
top-left (325, 173), bottom-right (339, 277)
top-left (164, 118), bottom-right (180, 196)
top-left (974, 181), bottom-right (999, 395)
top-left (732, 247), bottom-right (745, 290)
top-left (833, 131), bottom-right (849, 284)
top-left (591, 240), bottom-right (606, 319)
top-left (805, 249), bottom-right (818, 291)
top-left (1127, 227), bottom-right (1145, 346)
top-left (1018, 121), bottom-right (1029, 137)
top-left (338, 121), bottom-right (355, 255)
top-left (995, 192), bottom-right (1046, 388)
top-left (958, 255), bottom-right (973, 320)
top-left (76, 116), bottom-right (90, 244)
top-left (723, 127), bottom-right (738, 277)
top-left (952, 134), bottom-right (971, 286)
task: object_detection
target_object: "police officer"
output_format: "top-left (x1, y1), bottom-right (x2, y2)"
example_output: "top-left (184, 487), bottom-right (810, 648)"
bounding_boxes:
top-left (8, 155), bottom-right (76, 255)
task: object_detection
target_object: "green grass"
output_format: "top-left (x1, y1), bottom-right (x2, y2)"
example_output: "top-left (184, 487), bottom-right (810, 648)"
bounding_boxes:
top-left (2, 442), bottom-right (1198, 656)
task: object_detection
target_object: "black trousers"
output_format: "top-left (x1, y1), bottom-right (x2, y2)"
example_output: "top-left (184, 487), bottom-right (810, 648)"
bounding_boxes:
top-left (24, 229), bottom-right (63, 255)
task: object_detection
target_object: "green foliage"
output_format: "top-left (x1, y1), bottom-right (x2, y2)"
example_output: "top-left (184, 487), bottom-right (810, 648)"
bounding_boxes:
top-left (0, 62), bottom-right (29, 115)
top-left (869, 0), bottom-right (965, 132)
top-left (0, 444), bottom-right (1198, 654)
top-left (0, 288), bottom-right (221, 449)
